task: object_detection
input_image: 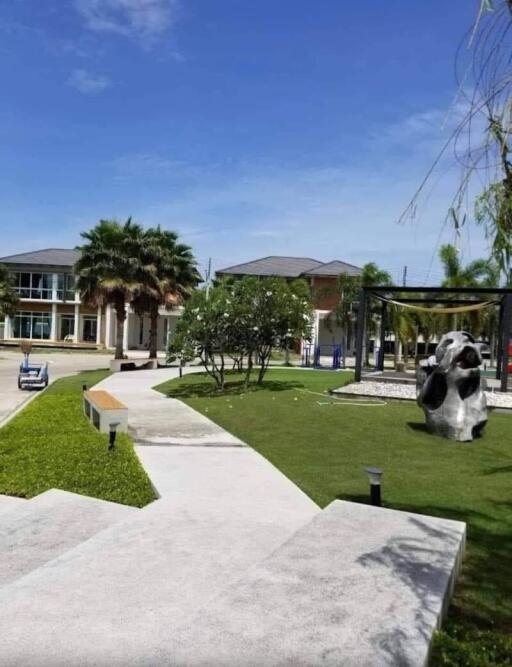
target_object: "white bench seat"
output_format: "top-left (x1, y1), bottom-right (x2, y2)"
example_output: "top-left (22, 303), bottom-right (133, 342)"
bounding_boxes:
top-left (83, 390), bottom-right (128, 433)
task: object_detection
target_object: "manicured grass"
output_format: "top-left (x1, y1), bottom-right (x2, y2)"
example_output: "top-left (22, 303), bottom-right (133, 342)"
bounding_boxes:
top-left (156, 368), bottom-right (512, 665)
top-left (0, 370), bottom-right (156, 507)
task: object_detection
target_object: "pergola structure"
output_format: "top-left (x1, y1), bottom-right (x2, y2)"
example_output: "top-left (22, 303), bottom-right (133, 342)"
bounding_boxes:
top-left (354, 286), bottom-right (512, 393)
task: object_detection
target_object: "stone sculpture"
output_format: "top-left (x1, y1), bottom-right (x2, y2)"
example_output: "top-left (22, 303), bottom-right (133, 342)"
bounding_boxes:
top-left (416, 331), bottom-right (488, 442)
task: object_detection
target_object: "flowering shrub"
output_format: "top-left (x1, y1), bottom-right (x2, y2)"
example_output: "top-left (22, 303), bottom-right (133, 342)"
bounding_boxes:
top-left (168, 276), bottom-right (313, 389)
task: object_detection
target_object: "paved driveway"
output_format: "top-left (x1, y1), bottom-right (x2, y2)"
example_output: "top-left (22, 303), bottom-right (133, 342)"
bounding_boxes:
top-left (0, 350), bottom-right (112, 426)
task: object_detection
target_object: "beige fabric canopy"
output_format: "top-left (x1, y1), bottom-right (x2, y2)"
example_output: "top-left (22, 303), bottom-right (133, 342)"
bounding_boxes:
top-left (375, 296), bottom-right (498, 315)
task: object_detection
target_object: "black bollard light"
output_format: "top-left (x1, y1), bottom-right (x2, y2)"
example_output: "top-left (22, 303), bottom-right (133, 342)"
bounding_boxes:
top-left (108, 422), bottom-right (120, 451)
top-left (364, 467), bottom-right (383, 507)
top-left (82, 384), bottom-right (87, 392)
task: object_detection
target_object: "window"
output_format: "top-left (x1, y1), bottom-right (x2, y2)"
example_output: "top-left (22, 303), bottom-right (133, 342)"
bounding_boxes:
top-left (82, 316), bottom-right (97, 342)
top-left (60, 316), bottom-right (75, 340)
top-left (65, 274), bottom-right (76, 301)
top-left (11, 272), bottom-right (53, 300)
top-left (56, 274), bottom-right (76, 301)
top-left (12, 312), bottom-right (52, 340)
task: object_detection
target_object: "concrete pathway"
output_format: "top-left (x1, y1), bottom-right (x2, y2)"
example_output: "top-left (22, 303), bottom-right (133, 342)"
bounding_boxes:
top-left (0, 368), bottom-right (319, 665)
top-left (0, 366), bottom-right (467, 665)
top-left (96, 368), bottom-right (319, 523)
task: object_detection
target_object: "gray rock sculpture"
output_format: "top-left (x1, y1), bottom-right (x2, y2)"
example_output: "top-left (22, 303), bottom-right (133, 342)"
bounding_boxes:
top-left (416, 331), bottom-right (488, 442)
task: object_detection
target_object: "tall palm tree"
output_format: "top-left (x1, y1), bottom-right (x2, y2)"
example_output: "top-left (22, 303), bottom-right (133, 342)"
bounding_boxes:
top-left (325, 263), bottom-right (392, 367)
top-left (439, 244), bottom-right (493, 330)
top-left (0, 264), bottom-right (19, 318)
top-left (132, 227), bottom-right (200, 359)
top-left (74, 218), bottom-right (159, 359)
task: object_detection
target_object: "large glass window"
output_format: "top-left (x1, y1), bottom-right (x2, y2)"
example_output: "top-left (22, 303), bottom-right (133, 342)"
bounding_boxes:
top-left (65, 274), bottom-right (76, 301)
top-left (56, 274), bottom-right (76, 301)
top-left (11, 272), bottom-right (53, 300)
top-left (60, 316), bottom-right (75, 340)
top-left (12, 312), bottom-right (52, 339)
top-left (82, 316), bottom-right (97, 342)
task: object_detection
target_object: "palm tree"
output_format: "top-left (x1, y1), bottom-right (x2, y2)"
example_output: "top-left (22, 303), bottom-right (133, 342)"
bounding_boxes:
top-left (0, 264), bottom-right (19, 318)
top-left (132, 227), bottom-right (200, 359)
top-left (326, 263), bottom-right (392, 368)
top-left (439, 244), bottom-right (493, 330)
top-left (361, 263), bottom-right (392, 366)
top-left (325, 272), bottom-right (359, 368)
top-left (74, 218), bottom-right (159, 359)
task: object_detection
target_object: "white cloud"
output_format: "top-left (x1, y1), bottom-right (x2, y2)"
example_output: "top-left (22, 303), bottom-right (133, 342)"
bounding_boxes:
top-left (75, 0), bottom-right (179, 45)
top-left (67, 68), bottom-right (111, 94)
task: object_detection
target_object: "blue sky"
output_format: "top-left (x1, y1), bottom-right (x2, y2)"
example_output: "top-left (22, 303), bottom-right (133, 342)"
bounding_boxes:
top-left (0, 0), bottom-right (484, 283)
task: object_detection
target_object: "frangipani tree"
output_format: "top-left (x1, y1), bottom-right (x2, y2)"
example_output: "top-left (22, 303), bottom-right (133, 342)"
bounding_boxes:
top-left (169, 276), bottom-right (313, 390)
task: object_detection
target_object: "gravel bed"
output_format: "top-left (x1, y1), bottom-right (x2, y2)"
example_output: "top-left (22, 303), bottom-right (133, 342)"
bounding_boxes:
top-left (333, 381), bottom-right (512, 409)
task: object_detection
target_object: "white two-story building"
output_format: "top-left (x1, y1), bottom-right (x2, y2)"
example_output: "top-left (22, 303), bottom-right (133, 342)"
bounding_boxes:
top-left (0, 248), bottom-right (181, 352)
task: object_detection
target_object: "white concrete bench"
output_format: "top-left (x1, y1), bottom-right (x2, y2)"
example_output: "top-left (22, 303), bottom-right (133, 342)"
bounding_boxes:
top-left (109, 358), bottom-right (158, 372)
top-left (83, 390), bottom-right (128, 433)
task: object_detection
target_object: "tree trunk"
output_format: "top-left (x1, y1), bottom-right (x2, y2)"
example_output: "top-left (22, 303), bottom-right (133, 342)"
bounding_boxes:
top-left (257, 348), bottom-right (271, 384)
top-left (115, 305), bottom-right (126, 360)
top-left (394, 335), bottom-right (402, 368)
top-left (244, 353), bottom-right (253, 389)
top-left (148, 307), bottom-right (158, 359)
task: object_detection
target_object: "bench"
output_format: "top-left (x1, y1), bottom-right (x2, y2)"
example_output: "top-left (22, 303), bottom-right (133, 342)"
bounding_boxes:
top-left (109, 358), bottom-right (158, 372)
top-left (83, 390), bottom-right (128, 434)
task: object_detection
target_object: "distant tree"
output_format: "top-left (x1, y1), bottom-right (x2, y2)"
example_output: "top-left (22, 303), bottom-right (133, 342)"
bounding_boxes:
top-left (0, 264), bottom-right (19, 318)
top-left (169, 283), bottom-right (232, 389)
top-left (475, 182), bottom-right (512, 284)
top-left (247, 277), bottom-right (313, 384)
top-left (132, 227), bottom-right (200, 359)
top-left (169, 276), bottom-right (313, 390)
top-left (75, 218), bottom-right (158, 360)
top-left (323, 262), bottom-right (392, 367)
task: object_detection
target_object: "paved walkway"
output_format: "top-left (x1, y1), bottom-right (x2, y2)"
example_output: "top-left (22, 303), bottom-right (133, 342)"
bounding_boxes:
top-left (0, 369), bottom-right (319, 665)
top-left (96, 368), bottom-right (319, 523)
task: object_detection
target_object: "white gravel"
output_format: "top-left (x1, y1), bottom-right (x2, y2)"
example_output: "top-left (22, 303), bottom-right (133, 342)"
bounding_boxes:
top-left (333, 381), bottom-right (512, 409)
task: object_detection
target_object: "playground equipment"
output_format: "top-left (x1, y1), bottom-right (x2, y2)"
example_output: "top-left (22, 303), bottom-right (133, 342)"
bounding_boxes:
top-left (17, 340), bottom-right (49, 390)
top-left (302, 344), bottom-right (343, 370)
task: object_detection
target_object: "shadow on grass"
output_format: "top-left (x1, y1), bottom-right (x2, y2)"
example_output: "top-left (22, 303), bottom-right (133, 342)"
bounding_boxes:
top-left (407, 421), bottom-right (430, 433)
top-left (482, 464), bottom-right (512, 476)
top-left (162, 378), bottom-right (305, 399)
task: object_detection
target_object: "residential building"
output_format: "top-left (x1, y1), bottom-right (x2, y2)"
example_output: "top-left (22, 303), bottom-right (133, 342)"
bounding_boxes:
top-left (216, 256), bottom-right (363, 352)
top-left (0, 249), bottom-right (181, 351)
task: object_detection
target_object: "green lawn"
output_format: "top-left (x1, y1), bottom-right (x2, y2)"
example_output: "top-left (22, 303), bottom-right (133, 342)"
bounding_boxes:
top-left (0, 370), bottom-right (156, 507)
top-left (156, 368), bottom-right (512, 666)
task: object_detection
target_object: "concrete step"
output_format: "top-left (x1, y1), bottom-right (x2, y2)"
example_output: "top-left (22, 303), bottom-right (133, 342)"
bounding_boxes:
top-left (169, 500), bottom-right (466, 667)
top-left (0, 489), bottom-right (136, 588)
top-left (0, 497), bottom-right (316, 665)
top-left (0, 494), bottom-right (26, 517)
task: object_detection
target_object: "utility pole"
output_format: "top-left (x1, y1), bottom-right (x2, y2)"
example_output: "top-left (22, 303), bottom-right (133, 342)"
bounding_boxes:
top-left (205, 257), bottom-right (212, 300)
top-left (402, 266), bottom-right (408, 287)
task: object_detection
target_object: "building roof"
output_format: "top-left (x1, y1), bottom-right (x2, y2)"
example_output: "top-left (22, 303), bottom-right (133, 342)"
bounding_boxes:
top-left (217, 256), bottom-right (362, 279)
top-left (0, 248), bottom-right (79, 268)
top-left (217, 256), bottom-right (324, 278)
top-left (304, 260), bottom-right (362, 277)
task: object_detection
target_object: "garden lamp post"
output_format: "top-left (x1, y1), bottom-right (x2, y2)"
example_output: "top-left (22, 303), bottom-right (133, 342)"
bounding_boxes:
top-left (364, 467), bottom-right (383, 507)
top-left (109, 422), bottom-right (120, 451)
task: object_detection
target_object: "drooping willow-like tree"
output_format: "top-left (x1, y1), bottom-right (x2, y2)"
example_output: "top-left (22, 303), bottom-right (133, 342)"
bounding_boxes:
top-left (399, 0), bottom-right (512, 284)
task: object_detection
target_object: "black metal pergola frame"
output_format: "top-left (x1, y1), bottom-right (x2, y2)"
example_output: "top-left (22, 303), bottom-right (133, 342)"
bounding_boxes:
top-left (354, 285), bottom-right (512, 393)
